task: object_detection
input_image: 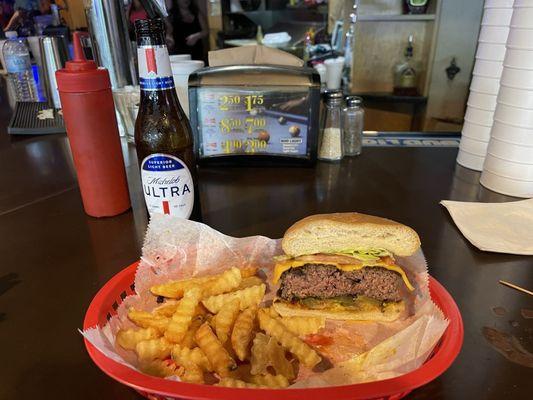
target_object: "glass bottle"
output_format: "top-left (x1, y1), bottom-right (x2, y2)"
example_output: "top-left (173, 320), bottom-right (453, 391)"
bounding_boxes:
top-left (343, 96), bottom-right (364, 156)
top-left (318, 90), bottom-right (344, 162)
top-left (393, 34), bottom-right (418, 96)
top-left (134, 18), bottom-right (201, 221)
top-left (343, 1), bottom-right (358, 90)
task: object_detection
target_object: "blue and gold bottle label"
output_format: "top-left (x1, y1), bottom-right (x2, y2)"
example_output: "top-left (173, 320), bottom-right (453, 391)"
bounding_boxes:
top-left (137, 45), bottom-right (175, 91)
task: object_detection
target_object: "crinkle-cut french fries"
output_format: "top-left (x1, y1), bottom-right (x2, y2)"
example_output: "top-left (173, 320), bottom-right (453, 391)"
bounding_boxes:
top-left (231, 305), bottom-right (258, 361)
top-left (258, 310), bottom-right (321, 368)
top-left (152, 300), bottom-right (179, 317)
top-left (214, 298), bottom-right (241, 343)
top-left (202, 284), bottom-right (266, 314)
top-left (240, 266), bottom-right (258, 278)
top-left (139, 359), bottom-right (180, 378)
top-left (279, 316), bottom-right (326, 336)
top-left (128, 308), bottom-right (170, 333)
top-left (150, 276), bottom-right (215, 299)
top-left (201, 267), bottom-right (242, 298)
top-left (237, 276), bottom-right (264, 290)
top-left (265, 306), bottom-right (280, 318)
top-left (181, 315), bottom-right (204, 348)
top-left (116, 327), bottom-right (160, 351)
top-left (250, 373), bottom-right (290, 388)
top-left (178, 361), bottom-right (204, 384)
top-left (216, 378), bottom-right (264, 388)
top-left (195, 322), bottom-right (237, 377)
top-left (171, 345), bottom-right (212, 372)
top-left (250, 333), bottom-right (295, 380)
top-left (135, 337), bottom-right (172, 362)
top-left (165, 286), bottom-right (202, 343)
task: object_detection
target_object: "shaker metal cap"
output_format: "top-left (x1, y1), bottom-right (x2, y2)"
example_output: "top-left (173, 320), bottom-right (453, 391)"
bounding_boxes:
top-left (346, 96), bottom-right (363, 107)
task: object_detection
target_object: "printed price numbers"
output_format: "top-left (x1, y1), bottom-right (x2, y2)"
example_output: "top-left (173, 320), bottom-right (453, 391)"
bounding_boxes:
top-left (219, 117), bottom-right (266, 134)
top-left (219, 94), bottom-right (264, 111)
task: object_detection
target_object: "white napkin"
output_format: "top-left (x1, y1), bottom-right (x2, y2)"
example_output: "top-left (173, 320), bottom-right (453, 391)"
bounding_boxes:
top-left (441, 198), bottom-right (533, 255)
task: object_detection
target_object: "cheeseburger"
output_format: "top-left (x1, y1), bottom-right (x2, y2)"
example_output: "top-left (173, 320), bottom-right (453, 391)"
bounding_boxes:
top-left (273, 213), bottom-right (420, 322)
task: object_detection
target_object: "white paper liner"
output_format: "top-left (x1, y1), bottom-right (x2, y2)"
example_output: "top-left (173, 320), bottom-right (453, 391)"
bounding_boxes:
top-left (82, 214), bottom-right (449, 388)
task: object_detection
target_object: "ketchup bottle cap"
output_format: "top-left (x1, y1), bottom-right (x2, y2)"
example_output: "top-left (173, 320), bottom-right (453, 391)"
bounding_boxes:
top-left (56, 31), bottom-right (111, 93)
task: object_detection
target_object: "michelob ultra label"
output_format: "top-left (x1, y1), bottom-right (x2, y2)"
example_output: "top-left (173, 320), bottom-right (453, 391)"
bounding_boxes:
top-left (141, 154), bottom-right (194, 218)
top-left (137, 45), bottom-right (175, 90)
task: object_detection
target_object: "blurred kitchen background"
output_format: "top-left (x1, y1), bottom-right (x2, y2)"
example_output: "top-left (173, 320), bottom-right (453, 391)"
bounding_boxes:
top-left (0, 0), bottom-right (484, 133)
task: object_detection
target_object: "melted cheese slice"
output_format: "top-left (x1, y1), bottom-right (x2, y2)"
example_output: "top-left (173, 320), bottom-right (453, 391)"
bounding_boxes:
top-left (273, 260), bottom-right (414, 291)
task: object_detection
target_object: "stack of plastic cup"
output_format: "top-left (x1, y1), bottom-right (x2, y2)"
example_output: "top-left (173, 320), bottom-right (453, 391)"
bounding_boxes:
top-left (457, 0), bottom-right (514, 170)
top-left (481, 0), bottom-right (533, 197)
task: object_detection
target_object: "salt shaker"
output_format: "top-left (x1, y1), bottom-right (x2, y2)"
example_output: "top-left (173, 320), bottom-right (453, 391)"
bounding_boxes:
top-left (318, 90), bottom-right (344, 162)
top-left (343, 96), bottom-right (364, 156)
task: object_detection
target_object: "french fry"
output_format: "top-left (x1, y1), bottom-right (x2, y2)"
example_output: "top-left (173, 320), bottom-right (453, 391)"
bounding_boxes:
top-left (171, 345), bottom-right (212, 372)
top-left (265, 306), bottom-right (280, 318)
top-left (195, 322), bottom-right (237, 377)
top-left (279, 316), bottom-right (325, 336)
top-left (152, 300), bottom-right (179, 317)
top-left (258, 310), bottom-right (321, 368)
top-left (165, 286), bottom-right (202, 343)
top-left (201, 267), bottom-right (242, 298)
top-left (116, 327), bottom-right (159, 351)
top-left (181, 315), bottom-right (204, 348)
top-left (216, 378), bottom-right (264, 388)
top-left (179, 362), bottom-right (204, 384)
top-left (231, 305), bottom-right (258, 361)
top-left (250, 333), bottom-right (270, 375)
top-left (214, 298), bottom-right (241, 343)
top-left (135, 337), bottom-right (172, 362)
top-left (150, 276), bottom-right (215, 299)
top-left (202, 284), bottom-right (266, 314)
top-left (240, 266), bottom-right (258, 278)
top-left (128, 308), bottom-right (169, 334)
top-left (237, 276), bottom-right (264, 290)
top-left (139, 359), bottom-right (180, 378)
top-left (250, 373), bottom-right (290, 388)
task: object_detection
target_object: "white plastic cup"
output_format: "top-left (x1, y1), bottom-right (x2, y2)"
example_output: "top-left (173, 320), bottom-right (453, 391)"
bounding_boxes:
top-left (511, 7), bottom-right (533, 29)
top-left (313, 63), bottom-right (326, 85)
top-left (467, 90), bottom-right (498, 110)
top-left (478, 25), bottom-right (510, 44)
top-left (480, 169), bottom-right (533, 198)
top-left (500, 67), bottom-right (533, 90)
top-left (483, 153), bottom-right (533, 181)
top-left (324, 57), bottom-right (344, 90)
top-left (473, 59), bottom-right (504, 78)
top-left (497, 84), bottom-right (533, 109)
top-left (491, 120), bottom-right (533, 145)
top-left (170, 60), bottom-right (204, 117)
top-left (487, 136), bottom-right (533, 163)
top-left (513, 0), bottom-right (533, 7)
top-left (462, 119), bottom-right (493, 141)
top-left (476, 42), bottom-right (506, 61)
top-left (484, 0), bottom-right (515, 7)
top-left (464, 106), bottom-right (495, 126)
top-left (457, 149), bottom-right (487, 171)
top-left (482, 7), bottom-right (513, 26)
top-left (459, 136), bottom-right (489, 155)
top-left (470, 75), bottom-right (501, 95)
top-left (504, 48), bottom-right (533, 70)
top-left (506, 28), bottom-right (533, 50)
top-left (169, 54), bottom-right (191, 62)
top-left (494, 102), bottom-right (533, 128)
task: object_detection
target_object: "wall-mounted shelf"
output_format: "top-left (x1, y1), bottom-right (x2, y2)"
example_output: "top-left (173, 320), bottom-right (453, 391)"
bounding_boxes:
top-left (358, 14), bottom-right (436, 22)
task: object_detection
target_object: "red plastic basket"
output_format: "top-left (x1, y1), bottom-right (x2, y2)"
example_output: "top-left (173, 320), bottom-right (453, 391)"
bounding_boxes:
top-left (84, 261), bottom-right (463, 400)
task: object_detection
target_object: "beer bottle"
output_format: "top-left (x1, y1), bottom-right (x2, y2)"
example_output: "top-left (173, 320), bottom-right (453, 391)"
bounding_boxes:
top-left (134, 18), bottom-right (201, 221)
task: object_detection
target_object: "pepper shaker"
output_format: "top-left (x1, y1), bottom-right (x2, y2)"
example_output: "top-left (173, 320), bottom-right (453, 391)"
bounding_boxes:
top-left (343, 96), bottom-right (364, 156)
top-left (318, 90), bottom-right (344, 162)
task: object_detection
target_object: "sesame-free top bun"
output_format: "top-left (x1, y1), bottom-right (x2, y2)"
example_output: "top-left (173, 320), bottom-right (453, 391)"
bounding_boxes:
top-left (282, 212), bottom-right (421, 258)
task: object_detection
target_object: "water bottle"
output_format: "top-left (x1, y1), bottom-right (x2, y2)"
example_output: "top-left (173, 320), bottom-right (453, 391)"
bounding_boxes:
top-left (2, 31), bottom-right (37, 102)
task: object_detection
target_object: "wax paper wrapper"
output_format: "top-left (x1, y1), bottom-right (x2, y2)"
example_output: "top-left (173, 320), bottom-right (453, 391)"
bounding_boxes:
top-left (82, 214), bottom-right (449, 387)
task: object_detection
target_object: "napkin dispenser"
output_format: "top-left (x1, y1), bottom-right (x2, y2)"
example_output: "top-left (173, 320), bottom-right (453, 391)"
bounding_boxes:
top-left (188, 64), bottom-right (321, 166)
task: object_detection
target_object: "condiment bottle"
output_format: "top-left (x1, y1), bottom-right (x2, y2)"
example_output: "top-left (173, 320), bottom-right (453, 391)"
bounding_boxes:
top-left (318, 90), bottom-right (344, 162)
top-left (56, 31), bottom-right (131, 217)
top-left (343, 96), bottom-right (364, 156)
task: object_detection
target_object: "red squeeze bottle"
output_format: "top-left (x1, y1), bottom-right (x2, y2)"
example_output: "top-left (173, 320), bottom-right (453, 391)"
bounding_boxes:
top-left (56, 32), bottom-right (130, 217)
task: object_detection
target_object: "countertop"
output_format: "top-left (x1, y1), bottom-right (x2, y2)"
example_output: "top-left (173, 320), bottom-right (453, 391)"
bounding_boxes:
top-left (0, 109), bottom-right (532, 397)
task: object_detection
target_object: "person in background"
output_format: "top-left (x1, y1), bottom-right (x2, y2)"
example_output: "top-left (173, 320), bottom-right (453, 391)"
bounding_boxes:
top-left (170, 0), bottom-right (208, 61)
top-left (0, 0), bottom-right (14, 32)
top-left (3, 0), bottom-right (49, 35)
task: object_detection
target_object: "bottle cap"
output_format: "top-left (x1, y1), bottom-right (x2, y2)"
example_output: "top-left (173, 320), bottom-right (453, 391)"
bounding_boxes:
top-left (56, 31), bottom-right (111, 93)
top-left (5, 31), bottom-right (17, 39)
top-left (324, 89), bottom-right (343, 105)
top-left (346, 96), bottom-right (363, 107)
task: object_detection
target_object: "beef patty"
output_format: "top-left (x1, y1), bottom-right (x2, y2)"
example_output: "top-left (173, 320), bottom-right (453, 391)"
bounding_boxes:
top-left (277, 263), bottom-right (404, 302)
